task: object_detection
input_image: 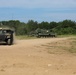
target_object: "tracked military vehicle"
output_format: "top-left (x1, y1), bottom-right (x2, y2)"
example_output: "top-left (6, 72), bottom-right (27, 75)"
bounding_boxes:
top-left (36, 32), bottom-right (56, 38)
top-left (36, 29), bottom-right (56, 38)
top-left (0, 28), bottom-right (14, 45)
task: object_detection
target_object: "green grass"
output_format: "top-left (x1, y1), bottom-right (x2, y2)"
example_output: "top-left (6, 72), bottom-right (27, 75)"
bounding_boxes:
top-left (16, 34), bottom-right (76, 40)
top-left (58, 34), bottom-right (76, 38)
top-left (16, 35), bottom-right (37, 40)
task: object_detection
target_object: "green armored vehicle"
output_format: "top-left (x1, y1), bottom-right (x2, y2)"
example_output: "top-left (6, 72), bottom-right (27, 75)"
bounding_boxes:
top-left (0, 28), bottom-right (14, 45)
top-left (37, 32), bottom-right (56, 38)
top-left (36, 29), bottom-right (56, 38)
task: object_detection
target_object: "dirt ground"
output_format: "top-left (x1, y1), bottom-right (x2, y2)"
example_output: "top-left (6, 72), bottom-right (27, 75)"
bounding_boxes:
top-left (0, 37), bottom-right (76, 75)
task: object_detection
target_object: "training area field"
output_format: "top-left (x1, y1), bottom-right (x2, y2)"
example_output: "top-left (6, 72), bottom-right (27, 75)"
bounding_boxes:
top-left (0, 36), bottom-right (76, 75)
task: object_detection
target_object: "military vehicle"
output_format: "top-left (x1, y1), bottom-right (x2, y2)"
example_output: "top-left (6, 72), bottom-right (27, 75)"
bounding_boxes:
top-left (36, 32), bottom-right (56, 38)
top-left (0, 28), bottom-right (14, 45)
top-left (35, 29), bottom-right (56, 38)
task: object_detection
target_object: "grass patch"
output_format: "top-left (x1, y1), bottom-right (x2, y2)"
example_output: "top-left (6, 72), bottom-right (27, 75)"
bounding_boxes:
top-left (58, 34), bottom-right (76, 38)
top-left (41, 37), bottom-right (76, 54)
top-left (16, 35), bottom-right (37, 40)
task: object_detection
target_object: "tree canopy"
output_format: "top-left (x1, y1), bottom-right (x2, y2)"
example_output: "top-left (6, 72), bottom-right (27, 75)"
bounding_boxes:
top-left (0, 19), bottom-right (76, 35)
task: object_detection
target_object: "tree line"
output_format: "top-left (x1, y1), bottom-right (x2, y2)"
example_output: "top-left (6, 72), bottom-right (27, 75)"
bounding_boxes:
top-left (0, 19), bottom-right (76, 35)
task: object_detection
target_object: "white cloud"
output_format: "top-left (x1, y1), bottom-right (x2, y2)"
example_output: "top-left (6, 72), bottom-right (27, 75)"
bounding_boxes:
top-left (0, 0), bottom-right (76, 8)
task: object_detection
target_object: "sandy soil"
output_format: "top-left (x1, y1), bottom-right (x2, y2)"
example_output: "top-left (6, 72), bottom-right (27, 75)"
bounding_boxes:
top-left (0, 37), bottom-right (76, 75)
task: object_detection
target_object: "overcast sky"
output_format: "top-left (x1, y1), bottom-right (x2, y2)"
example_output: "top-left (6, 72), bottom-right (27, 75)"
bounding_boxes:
top-left (0, 0), bottom-right (76, 22)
